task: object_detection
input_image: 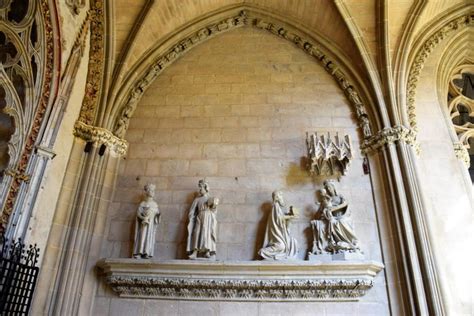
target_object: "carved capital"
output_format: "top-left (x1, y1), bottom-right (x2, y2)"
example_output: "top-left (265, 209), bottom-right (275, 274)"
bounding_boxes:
top-left (361, 126), bottom-right (416, 154)
top-left (73, 121), bottom-right (128, 156)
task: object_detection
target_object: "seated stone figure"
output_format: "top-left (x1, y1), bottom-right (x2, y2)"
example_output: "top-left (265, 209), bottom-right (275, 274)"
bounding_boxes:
top-left (259, 191), bottom-right (298, 260)
top-left (310, 180), bottom-right (360, 257)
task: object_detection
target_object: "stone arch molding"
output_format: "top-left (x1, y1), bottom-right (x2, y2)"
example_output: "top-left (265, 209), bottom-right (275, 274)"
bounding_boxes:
top-left (405, 12), bottom-right (473, 134)
top-left (109, 9), bottom-right (375, 152)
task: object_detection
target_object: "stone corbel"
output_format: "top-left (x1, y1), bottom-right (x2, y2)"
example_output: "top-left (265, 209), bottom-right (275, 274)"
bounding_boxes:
top-left (73, 121), bottom-right (128, 156)
top-left (361, 125), bottom-right (417, 155)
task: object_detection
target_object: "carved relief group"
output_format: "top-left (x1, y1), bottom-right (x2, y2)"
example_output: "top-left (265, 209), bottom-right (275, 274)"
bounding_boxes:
top-left (132, 179), bottom-right (363, 263)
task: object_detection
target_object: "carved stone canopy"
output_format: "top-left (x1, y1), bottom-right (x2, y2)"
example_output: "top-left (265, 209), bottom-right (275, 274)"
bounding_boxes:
top-left (97, 259), bottom-right (384, 301)
top-left (306, 132), bottom-right (353, 176)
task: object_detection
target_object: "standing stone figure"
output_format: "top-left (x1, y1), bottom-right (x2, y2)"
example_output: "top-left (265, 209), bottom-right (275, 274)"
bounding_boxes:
top-left (310, 180), bottom-right (360, 256)
top-left (259, 191), bottom-right (298, 260)
top-left (133, 184), bottom-right (161, 259)
top-left (186, 179), bottom-right (219, 260)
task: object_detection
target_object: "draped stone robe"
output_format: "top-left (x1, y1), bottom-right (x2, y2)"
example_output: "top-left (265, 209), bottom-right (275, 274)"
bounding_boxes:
top-left (186, 194), bottom-right (217, 254)
top-left (133, 199), bottom-right (160, 258)
top-left (259, 201), bottom-right (297, 260)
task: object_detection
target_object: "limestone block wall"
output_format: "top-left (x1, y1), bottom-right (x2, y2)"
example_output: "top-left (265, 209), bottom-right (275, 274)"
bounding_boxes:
top-left (96, 27), bottom-right (389, 315)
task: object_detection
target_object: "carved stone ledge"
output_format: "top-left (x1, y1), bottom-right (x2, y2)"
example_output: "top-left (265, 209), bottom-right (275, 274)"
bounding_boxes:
top-left (361, 125), bottom-right (417, 154)
top-left (97, 259), bottom-right (384, 301)
top-left (73, 121), bottom-right (128, 156)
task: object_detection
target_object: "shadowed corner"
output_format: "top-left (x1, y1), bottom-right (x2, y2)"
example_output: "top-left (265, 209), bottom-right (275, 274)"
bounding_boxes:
top-left (253, 201), bottom-right (272, 260)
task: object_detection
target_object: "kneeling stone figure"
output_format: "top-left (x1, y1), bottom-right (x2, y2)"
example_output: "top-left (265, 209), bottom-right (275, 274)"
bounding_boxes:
top-left (259, 191), bottom-right (298, 260)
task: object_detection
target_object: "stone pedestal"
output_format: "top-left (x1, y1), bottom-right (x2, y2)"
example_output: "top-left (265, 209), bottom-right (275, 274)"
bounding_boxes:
top-left (308, 252), bottom-right (365, 262)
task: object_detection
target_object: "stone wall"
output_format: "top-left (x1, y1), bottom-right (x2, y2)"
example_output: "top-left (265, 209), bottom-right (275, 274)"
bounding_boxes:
top-left (96, 27), bottom-right (389, 315)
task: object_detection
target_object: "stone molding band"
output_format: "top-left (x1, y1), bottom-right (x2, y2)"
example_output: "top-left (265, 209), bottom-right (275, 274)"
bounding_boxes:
top-left (361, 125), bottom-right (417, 154)
top-left (98, 259), bottom-right (384, 301)
top-left (406, 14), bottom-right (473, 133)
top-left (73, 121), bottom-right (128, 156)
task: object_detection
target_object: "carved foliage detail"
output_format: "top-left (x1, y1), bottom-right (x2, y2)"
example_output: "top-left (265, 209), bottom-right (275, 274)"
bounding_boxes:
top-left (105, 276), bottom-right (373, 301)
top-left (406, 15), bottom-right (473, 133)
top-left (360, 125), bottom-right (416, 154)
top-left (0, 0), bottom-right (55, 231)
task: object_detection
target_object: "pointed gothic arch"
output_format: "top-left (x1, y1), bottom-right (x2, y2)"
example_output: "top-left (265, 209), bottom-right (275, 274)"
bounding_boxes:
top-left (102, 6), bottom-right (380, 147)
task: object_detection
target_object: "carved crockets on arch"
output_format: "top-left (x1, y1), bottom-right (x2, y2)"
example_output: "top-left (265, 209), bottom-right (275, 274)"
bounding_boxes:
top-left (105, 9), bottom-right (376, 151)
top-left (405, 12), bottom-right (473, 135)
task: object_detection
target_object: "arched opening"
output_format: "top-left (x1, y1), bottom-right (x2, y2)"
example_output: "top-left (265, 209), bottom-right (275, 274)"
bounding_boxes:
top-left (97, 25), bottom-right (389, 312)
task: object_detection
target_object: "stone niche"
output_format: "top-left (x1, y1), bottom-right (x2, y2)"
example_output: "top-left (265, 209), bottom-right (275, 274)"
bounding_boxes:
top-left (97, 27), bottom-right (387, 311)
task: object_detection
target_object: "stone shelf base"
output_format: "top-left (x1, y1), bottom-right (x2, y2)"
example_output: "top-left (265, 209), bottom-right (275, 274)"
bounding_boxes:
top-left (97, 259), bottom-right (384, 301)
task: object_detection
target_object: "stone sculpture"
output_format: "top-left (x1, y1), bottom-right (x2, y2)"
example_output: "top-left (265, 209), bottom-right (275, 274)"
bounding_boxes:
top-left (186, 179), bottom-right (219, 260)
top-left (259, 191), bottom-right (298, 260)
top-left (133, 183), bottom-right (161, 259)
top-left (306, 132), bottom-right (353, 176)
top-left (309, 180), bottom-right (361, 261)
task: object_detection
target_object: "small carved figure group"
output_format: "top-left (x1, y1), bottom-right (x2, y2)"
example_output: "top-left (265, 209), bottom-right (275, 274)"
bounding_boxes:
top-left (132, 179), bottom-right (361, 262)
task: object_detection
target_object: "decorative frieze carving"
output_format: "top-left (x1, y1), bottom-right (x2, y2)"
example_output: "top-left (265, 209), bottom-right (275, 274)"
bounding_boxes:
top-left (306, 132), bottom-right (353, 176)
top-left (0, 0), bottom-right (56, 232)
top-left (406, 15), bottom-right (473, 133)
top-left (97, 259), bottom-right (384, 301)
top-left (73, 121), bottom-right (128, 156)
top-left (360, 125), bottom-right (416, 154)
top-left (77, 0), bottom-right (105, 125)
top-left (112, 10), bottom-right (373, 143)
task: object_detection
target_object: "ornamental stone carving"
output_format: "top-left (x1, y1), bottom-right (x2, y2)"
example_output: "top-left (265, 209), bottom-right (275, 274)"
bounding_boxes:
top-left (97, 259), bottom-right (384, 301)
top-left (406, 15), bottom-right (473, 134)
top-left (133, 184), bottom-right (161, 259)
top-left (77, 0), bottom-right (105, 125)
top-left (306, 132), bottom-right (353, 176)
top-left (186, 179), bottom-right (219, 260)
top-left (309, 180), bottom-right (363, 261)
top-left (360, 125), bottom-right (416, 154)
top-left (259, 191), bottom-right (298, 260)
top-left (73, 121), bottom-right (128, 156)
top-left (0, 0), bottom-right (56, 232)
